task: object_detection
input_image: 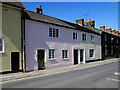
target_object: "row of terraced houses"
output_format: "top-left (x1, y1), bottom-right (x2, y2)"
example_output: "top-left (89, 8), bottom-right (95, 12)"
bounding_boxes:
top-left (0, 1), bottom-right (120, 73)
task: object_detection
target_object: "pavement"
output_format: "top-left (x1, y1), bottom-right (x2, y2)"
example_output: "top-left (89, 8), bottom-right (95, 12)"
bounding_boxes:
top-left (0, 58), bottom-right (119, 83)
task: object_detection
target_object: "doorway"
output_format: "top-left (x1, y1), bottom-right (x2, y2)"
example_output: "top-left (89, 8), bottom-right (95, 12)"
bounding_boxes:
top-left (80, 49), bottom-right (84, 64)
top-left (11, 52), bottom-right (19, 72)
top-left (37, 49), bottom-right (45, 70)
top-left (74, 49), bottom-right (78, 64)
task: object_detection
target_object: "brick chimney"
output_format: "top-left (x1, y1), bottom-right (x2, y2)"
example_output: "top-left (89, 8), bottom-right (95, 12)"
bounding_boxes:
top-left (100, 25), bottom-right (105, 31)
top-left (116, 31), bottom-right (119, 36)
top-left (76, 19), bottom-right (84, 26)
top-left (85, 19), bottom-right (95, 28)
top-left (106, 27), bottom-right (112, 33)
top-left (35, 5), bottom-right (43, 14)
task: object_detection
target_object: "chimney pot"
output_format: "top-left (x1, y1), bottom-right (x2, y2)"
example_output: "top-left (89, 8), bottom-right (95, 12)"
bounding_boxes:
top-left (35, 5), bottom-right (43, 14)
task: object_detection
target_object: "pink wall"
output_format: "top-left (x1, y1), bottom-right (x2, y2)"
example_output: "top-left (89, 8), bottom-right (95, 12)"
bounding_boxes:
top-left (25, 19), bottom-right (101, 71)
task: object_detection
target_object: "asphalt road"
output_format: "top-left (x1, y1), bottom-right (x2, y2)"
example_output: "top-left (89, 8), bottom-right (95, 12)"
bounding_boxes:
top-left (2, 61), bottom-right (119, 88)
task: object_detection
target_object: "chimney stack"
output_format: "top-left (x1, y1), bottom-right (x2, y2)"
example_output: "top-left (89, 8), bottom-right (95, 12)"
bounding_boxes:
top-left (76, 19), bottom-right (84, 26)
top-left (106, 27), bottom-right (112, 33)
top-left (100, 25), bottom-right (105, 31)
top-left (35, 5), bottom-right (43, 14)
top-left (85, 19), bottom-right (95, 28)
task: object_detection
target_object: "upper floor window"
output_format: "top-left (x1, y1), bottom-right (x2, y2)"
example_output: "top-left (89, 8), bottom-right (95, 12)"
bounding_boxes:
top-left (49, 28), bottom-right (59, 38)
top-left (62, 50), bottom-right (68, 59)
top-left (111, 37), bottom-right (114, 43)
top-left (0, 38), bottom-right (4, 53)
top-left (111, 46), bottom-right (113, 55)
top-left (49, 49), bottom-right (55, 59)
top-left (73, 32), bottom-right (78, 40)
top-left (82, 33), bottom-right (86, 41)
top-left (91, 35), bottom-right (94, 42)
top-left (89, 49), bottom-right (94, 58)
top-left (105, 34), bottom-right (107, 41)
top-left (117, 38), bottom-right (119, 43)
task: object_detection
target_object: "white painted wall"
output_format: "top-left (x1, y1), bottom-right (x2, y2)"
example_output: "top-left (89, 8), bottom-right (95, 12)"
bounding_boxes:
top-left (25, 19), bottom-right (101, 71)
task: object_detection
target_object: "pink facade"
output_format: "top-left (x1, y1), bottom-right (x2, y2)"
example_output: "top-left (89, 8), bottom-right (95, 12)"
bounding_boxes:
top-left (25, 19), bottom-right (101, 71)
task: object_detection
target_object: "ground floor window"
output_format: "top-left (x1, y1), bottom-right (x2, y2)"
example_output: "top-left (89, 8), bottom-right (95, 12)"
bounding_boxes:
top-left (105, 45), bottom-right (108, 55)
top-left (0, 38), bottom-right (4, 53)
top-left (111, 46), bottom-right (113, 55)
top-left (89, 49), bottom-right (94, 58)
top-left (62, 50), bottom-right (68, 59)
top-left (49, 49), bottom-right (55, 59)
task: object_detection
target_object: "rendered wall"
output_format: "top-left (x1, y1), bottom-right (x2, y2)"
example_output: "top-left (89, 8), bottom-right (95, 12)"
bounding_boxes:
top-left (25, 19), bottom-right (101, 71)
top-left (0, 5), bottom-right (22, 72)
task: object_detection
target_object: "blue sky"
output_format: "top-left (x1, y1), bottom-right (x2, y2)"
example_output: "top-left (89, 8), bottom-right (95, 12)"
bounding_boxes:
top-left (22, 2), bottom-right (118, 30)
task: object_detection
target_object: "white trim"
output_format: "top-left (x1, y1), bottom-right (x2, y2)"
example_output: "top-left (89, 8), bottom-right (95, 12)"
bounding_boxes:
top-left (35, 48), bottom-right (46, 62)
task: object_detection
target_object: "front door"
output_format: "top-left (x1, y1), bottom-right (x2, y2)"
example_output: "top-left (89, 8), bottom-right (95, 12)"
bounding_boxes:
top-left (11, 52), bottom-right (19, 72)
top-left (37, 49), bottom-right (45, 70)
top-left (74, 49), bottom-right (78, 64)
top-left (80, 49), bottom-right (84, 63)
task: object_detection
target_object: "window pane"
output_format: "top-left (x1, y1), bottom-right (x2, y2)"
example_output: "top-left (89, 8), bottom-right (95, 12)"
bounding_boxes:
top-left (49, 28), bottom-right (52, 37)
top-left (65, 50), bottom-right (68, 58)
top-left (62, 50), bottom-right (64, 58)
top-left (49, 50), bottom-right (51, 59)
top-left (56, 29), bottom-right (59, 37)
top-left (53, 28), bottom-right (56, 37)
top-left (52, 49), bottom-right (54, 58)
top-left (73, 33), bottom-right (75, 39)
top-left (76, 33), bottom-right (77, 40)
top-left (0, 45), bottom-right (2, 51)
top-left (0, 39), bottom-right (2, 44)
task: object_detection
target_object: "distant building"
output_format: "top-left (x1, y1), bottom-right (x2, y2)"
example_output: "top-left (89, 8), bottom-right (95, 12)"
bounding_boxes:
top-left (23, 7), bottom-right (101, 71)
top-left (100, 26), bottom-right (120, 59)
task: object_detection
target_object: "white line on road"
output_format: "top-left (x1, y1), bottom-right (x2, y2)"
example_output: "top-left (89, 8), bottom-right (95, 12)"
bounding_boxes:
top-left (106, 78), bottom-right (120, 82)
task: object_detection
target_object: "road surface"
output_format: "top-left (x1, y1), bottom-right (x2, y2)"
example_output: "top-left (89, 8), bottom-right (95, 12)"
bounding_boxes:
top-left (2, 61), bottom-right (119, 88)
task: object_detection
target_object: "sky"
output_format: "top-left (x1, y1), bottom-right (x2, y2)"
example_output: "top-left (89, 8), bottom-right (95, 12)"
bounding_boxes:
top-left (22, 2), bottom-right (118, 30)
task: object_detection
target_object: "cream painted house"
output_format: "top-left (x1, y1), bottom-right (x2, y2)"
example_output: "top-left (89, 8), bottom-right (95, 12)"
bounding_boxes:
top-left (0, 2), bottom-right (24, 73)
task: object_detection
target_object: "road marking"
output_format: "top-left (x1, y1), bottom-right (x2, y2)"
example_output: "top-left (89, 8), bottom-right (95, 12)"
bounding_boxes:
top-left (114, 72), bottom-right (120, 76)
top-left (106, 78), bottom-right (120, 82)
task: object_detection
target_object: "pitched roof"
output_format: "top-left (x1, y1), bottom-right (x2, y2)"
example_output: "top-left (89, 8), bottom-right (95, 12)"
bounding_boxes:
top-left (24, 10), bottom-right (101, 35)
top-left (84, 26), bottom-right (102, 34)
top-left (0, 0), bottom-right (25, 9)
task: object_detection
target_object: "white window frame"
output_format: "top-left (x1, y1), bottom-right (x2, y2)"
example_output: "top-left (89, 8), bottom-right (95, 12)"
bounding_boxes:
top-left (89, 49), bottom-right (94, 58)
top-left (0, 38), bottom-right (4, 53)
top-left (73, 32), bottom-right (78, 40)
top-left (49, 28), bottom-right (59, 38)
top-left (62, 50), bottom-right (68, 59)
top-left (82, 33), bottom-right (87, 41)
top-left (49, 49), bottom-right (55, 59)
